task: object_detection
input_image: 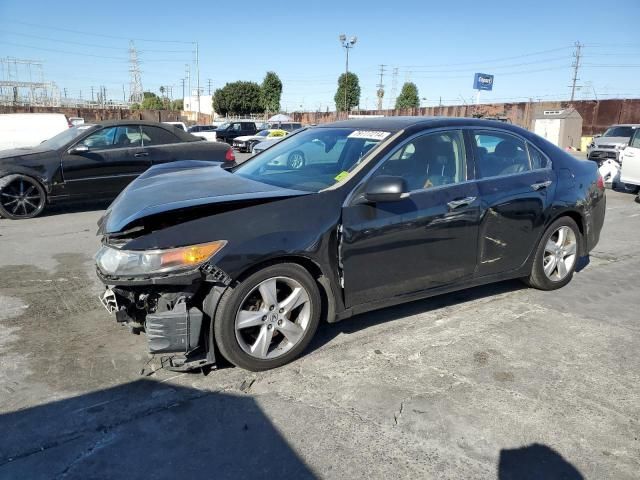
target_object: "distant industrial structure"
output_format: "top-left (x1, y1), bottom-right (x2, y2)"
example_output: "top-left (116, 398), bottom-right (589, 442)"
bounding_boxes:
top-left (0, 57), bottom-right (61, 107)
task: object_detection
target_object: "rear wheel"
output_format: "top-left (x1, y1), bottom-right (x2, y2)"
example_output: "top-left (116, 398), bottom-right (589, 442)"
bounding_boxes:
top-left (526, 217), bottom-right (581, 290)
top-left (0, 175), bottom-right (46, 219)
top-left (213, 263), bottom-right (321, 371)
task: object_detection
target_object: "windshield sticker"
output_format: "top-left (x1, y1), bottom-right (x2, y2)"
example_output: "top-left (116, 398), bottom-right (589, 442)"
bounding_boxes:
top-left (334, 171), bottom-right (350, 182)
top-left (347, 130), bottom-right (390, 141)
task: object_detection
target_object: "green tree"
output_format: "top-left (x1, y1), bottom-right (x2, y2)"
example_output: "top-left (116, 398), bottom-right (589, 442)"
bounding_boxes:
top-left (213, 81), bottom-right (264, 116)
top-left (141, 91), bottom-right (164, 110)
top-left (395, 82), bottom-right (420, 109)
top-left (260, 71), bottom-right (283, 114)
top-left (170, 99), bottom-right (184, 111)
top-left (212, 87), bottom-right (229, 116)
top-left (334, 72), bottom-right (361, 112)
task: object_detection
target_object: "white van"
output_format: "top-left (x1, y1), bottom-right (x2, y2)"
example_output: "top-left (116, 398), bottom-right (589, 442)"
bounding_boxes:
top-left (0, 113), bottom-right (71, 151)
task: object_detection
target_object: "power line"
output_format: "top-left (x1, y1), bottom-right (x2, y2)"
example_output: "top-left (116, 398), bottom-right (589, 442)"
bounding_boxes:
top-left (399, 46), bottom-right (572, 68)
top-left (2, 19), bottom-right (193, 44)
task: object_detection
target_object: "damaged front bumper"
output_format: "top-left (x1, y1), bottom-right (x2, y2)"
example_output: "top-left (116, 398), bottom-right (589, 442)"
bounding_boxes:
top-left (97, 263), bottom-right (232, 372)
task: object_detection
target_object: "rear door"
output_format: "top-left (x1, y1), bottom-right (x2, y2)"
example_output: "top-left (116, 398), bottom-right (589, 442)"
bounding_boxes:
top-left (140, 125), bottom-right (184, 165)
top-left (61, 125), bottom-right (147, 195)
top-left (471, 129), bottom-right (555, 277)
top-left (621, 129), bottom-right (640, 186)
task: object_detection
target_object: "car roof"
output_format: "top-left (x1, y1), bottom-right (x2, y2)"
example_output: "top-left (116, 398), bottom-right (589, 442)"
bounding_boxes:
top-left (94, 120), bottom-right (199, 141)
top-left (608, 124), bottom-right (640, 127)
top-left (318, 116), bottom-right (529, 133)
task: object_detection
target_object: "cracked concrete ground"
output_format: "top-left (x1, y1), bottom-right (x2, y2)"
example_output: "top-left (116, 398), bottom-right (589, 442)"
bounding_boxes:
top-left (0, 186), bottom-right (639, 479)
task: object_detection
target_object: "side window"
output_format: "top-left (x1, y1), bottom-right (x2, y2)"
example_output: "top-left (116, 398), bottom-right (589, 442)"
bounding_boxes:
top-left (113, 126), bottom-right (142, 148)
top-left (81, 127), bottom-right (118, 148)
top-left (631, 130), bottom-right (640, 148)
top-left (527, 143), bottom-right (550, 169)
top-left (141, 126), bottom-right (179, 146)
top-left (474, 131), bottom-right (530, 178)
top-left (374, 130), bottom-right (467, 191)
top-left (232, 123), bottom-right (242, 132)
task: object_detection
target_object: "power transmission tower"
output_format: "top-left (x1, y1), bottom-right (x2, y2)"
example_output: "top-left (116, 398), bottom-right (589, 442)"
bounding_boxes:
top-left (569, 41), bottom-right (583, 102)
top-left (388, 67), bottom-right (398, 109)
top-left (128, 41), bottom-right (143, 104)
top-left (376, 64), bottom-right (386, 111)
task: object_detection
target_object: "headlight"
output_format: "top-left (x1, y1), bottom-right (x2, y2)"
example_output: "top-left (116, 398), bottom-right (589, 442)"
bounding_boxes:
top-left (96, 240), bottom-right (226, 276)
top-left (589, 142), bottom-right (595, 148)
top-left (615, 144), bottom-right (626, 150)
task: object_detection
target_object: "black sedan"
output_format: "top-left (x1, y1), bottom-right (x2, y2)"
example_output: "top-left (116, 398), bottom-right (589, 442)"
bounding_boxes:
top-left (95, 117), bottom-right (606, 372)
top-left (0, 120), bottom-right (234, 219)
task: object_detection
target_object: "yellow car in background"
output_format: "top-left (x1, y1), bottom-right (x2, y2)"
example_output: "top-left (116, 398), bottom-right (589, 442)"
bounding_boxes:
top-left (232, 129), bottom-right (287, 153)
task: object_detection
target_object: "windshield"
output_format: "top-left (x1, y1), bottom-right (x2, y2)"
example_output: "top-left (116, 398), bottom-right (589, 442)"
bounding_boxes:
top-left (603, 126), bottom-right (636, 138)
top-left (217, 122), bottom-right (230, 131)
top-left (256, 130), bottom-right (269, 137)
top-left (37, 125), bottom-right (94, 150)
top-left (234, 127), bottom-right (389, 192)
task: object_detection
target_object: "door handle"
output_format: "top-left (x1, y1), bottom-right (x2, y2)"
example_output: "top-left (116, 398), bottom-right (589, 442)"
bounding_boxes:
top-left (447, 196), bottom-right (476, 210)
top-left (531, 180), bottom-right (552, 190)
top-left (134, 152), bottom-right (149, 158)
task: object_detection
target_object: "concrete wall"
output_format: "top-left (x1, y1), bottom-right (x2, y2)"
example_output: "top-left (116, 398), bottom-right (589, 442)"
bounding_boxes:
top-left (292, 99), bottom-right (640, 137)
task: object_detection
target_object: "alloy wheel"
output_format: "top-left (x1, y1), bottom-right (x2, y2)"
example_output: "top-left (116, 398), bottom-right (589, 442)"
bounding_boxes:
top-left (0, 177), bottom-right (45, 219)
top-left (234, 276), bottom-right (311, 360)
top-left (543, 226), bottom-right (577, 281)
top-left (287, 152), bottom-right (305, 169)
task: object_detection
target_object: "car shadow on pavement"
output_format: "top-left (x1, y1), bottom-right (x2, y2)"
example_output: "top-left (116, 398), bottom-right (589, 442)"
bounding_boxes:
top-left (0, 378), bottom-right (316, 480)
top-left (308, 279), bottom-right (526, 354)
top-left (498, 443), bottom-right (584, 479)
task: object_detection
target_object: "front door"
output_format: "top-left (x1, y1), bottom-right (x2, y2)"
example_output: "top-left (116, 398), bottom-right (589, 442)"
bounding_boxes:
top-left (341, 129), bottom-right (480, 307)
top-left (62, 125), bottom-right (148, 196)
top-left (472, 129), bottom-right (556, 277)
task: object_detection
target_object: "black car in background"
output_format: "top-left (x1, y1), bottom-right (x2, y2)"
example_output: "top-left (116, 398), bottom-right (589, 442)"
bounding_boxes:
top-left (214, 120), bottom-right (258, 144)
top-left (0, 120), bottom-right (234, 219)
top-left (95, 117), bottom-right (606, 372)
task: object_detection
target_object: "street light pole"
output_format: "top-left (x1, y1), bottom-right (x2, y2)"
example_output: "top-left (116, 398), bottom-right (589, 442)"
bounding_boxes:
top-left (339, 34), bottom-right (357, 116)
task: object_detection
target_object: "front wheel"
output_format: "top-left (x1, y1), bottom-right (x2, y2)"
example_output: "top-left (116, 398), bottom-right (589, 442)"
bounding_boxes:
top-left (213, 263), bottom-right (321, 371)
top-left (0, 174), bottom-right (46, 219)
top-left (287, 151), bottom-right (306, 169)
top-left (525, 217), bottom-right (581, 290)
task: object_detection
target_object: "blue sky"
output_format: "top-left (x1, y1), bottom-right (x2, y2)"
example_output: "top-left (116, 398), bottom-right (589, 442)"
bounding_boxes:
top-left (1, 0), bottom-right (639, 112)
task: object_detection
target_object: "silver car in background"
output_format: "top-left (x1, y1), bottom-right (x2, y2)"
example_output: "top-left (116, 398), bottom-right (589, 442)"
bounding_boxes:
top-left (587, 124), bottom-right (640, 164)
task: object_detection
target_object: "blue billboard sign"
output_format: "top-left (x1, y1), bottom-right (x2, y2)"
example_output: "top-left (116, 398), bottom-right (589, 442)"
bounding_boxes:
top-left (473, 73), bottom-right (494, 91)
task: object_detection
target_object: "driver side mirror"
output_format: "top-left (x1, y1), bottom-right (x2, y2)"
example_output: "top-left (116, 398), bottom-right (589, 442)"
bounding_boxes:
top-left (364, 175), bottom-right (409, 203)
top-left (68, 144), bottom-right (89, 155)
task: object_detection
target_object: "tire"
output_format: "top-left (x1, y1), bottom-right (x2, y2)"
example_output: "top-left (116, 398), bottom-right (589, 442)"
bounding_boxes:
top-left (213, 263), bottom-right (321, 371)
top-left (623, 183), bottom-right (640, 194)
top-left (0, 174), bottom-right (46, 220)
top-left (287, 151), bottom-right (306, 169)
top-left (526, 217), bottom-right (581, 290)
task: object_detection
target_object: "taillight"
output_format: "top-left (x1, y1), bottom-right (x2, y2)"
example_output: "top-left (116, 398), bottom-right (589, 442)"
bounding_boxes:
top-left (597, 174), bottom-right (605, 190)
top-left (225, 147), bottom-right (235, 162)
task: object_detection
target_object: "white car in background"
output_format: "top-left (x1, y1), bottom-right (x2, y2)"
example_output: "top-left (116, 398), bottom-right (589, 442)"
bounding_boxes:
top-left (620, 128), bottom-right (640, 193)
top-left (163, 121), bottom-right (188, 132)
top-left (0, 113), bottom-right (71, 150)
top-left (232, 129), bottom-right (287, 153)
top-left (187, 124), bottom-right (218, 141)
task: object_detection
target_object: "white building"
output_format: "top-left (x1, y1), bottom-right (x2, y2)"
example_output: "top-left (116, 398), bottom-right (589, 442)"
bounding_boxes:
top-left (183, 93), bottom-right (213, 116)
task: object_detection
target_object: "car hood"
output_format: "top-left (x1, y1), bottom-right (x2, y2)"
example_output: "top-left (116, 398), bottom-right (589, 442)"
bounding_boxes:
top-left (98, 160), bottom-right (309, 234)
top-left (593, 136), bottom-right (629, 146)
top-left (234, 135), bottom-right (256, 142)
top-left (0, 147), bottom-right (53, 161)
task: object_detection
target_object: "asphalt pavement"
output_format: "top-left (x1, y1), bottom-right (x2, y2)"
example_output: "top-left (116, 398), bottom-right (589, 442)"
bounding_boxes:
top-left (0, 173), bottom-right (638, 479)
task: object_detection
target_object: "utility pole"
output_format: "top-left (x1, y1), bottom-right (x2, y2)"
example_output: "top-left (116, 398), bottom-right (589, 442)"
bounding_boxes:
top-left (186, 64), bottom-right (191, 109)
top-left (91, 86), bottom-right (94, 102)
top-left (207, 78), bottom-right (212, 95)
top-left (376, 64), bottom-right (386, 111)
top-left (181, 78), bottom-right (185, 101)
top-left (389, 68), bottom-right (398, 109)
top-left (569, 41), bottom-right (583, 102)
top-left (195, 42), bottom-right (201, 117)
top-left (63, 88), bottom-right (67, 98)
top-left (122, 84), bottom-right (126, 103)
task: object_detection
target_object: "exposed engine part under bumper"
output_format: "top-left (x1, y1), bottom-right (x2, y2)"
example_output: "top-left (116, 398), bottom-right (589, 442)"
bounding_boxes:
top-left (100, 285), bottom-right (218, 372)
